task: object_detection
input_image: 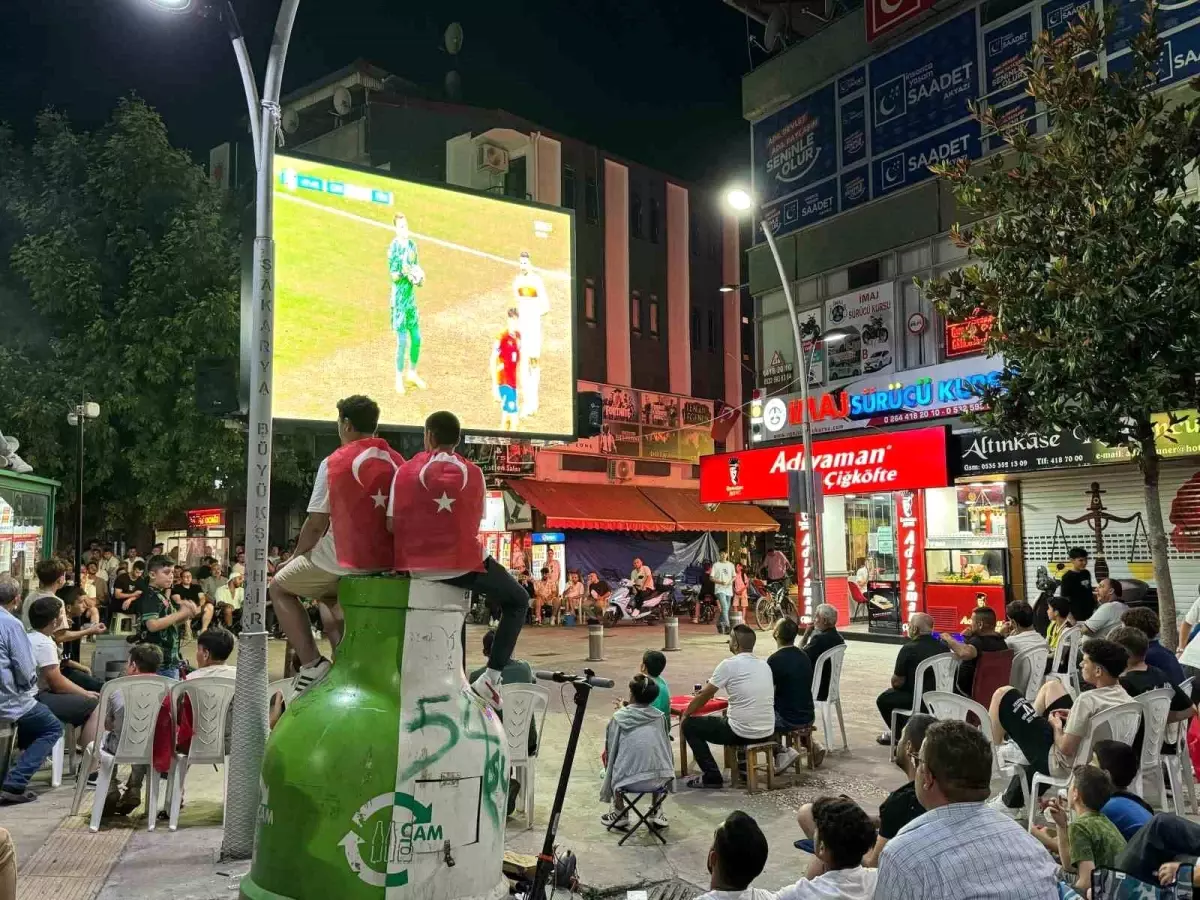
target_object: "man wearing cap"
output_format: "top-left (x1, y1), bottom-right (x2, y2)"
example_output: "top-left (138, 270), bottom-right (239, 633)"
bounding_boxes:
top-left (1059, 547), bottom-right (1096, 624)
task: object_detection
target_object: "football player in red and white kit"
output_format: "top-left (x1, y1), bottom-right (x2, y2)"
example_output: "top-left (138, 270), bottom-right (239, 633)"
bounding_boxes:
top-left (492, 307), bottom-right (522, 431)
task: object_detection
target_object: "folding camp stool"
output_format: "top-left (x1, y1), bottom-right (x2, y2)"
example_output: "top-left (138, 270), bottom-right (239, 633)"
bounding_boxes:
top-left (608, 778), bottom-right (671, 846)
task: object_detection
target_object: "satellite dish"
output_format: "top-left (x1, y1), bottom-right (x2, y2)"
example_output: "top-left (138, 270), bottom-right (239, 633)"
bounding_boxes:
top-left (763, 6), bottom-right (786, 52)
top-left (444, 70), bottom-right (462, 100)
top-left (281, 108), bottom-right (300, 134)
top-left (444, 22), bottom-right (464, 55)
top-left (332, 87), bottom-right (352, 116)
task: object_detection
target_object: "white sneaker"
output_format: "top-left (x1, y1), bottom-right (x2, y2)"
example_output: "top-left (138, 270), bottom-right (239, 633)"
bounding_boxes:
top-left (985, 793), bottom-right (1026, 820)
top-left (774, 748), bottom-right (801, 775)
top-left (600, 810), bottom-right (629, 830)
top-left (648, 812), bottom-right (669, 830)
top-left (291, 657), bottom-right (331, 695)
top-left (995, 739), bottom-right (1030, 769)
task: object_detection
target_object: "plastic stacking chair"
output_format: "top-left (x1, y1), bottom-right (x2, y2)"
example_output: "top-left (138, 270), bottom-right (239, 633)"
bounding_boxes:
top-left (1046, 626), bottom-right (1083, 697)
top-left (166, 676), bottom-right (237, 831)
top-left (1012, 645), bottom-right (1051, 702)
top-left (1027, 702), bottom-right (1142, 833)
top-left (500, 683), bottom-right (549, 828)
top-left (1163, 677), bottom-right (1197, 815)
top-left (1132, 687), bottom-right (1174, 810)
top-left (812, 644), bottom-right (849, 752)
top-left (921, 691), bottom-right (995, 742)
top-left (890, 653), bottom-right (959, 749)
top-left (69, 675), bottom-right (174, 832)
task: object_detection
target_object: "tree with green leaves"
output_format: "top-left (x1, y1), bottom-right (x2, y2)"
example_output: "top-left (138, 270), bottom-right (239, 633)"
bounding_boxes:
top-left (924, 1), bottom-right (1200, 644)
top-left (0, 98), bottom-right (318, 543)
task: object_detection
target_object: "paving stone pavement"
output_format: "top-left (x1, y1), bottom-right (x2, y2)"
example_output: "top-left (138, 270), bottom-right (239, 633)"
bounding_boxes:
top-left (6, 620), bottom-right (913, 899)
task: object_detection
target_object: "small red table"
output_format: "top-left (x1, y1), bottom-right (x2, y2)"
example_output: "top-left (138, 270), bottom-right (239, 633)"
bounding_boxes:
top-left (669, 695), bottom-right (729, 777)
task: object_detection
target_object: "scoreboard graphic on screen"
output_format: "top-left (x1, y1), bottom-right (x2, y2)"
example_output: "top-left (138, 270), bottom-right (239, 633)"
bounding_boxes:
top-left (270, 154), bottom-right (576, 439)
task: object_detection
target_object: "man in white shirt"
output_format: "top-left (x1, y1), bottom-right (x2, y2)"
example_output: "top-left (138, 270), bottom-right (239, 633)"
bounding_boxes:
top-left (512, 251), bottom-right (550, 415)
top-left (710, 551), bottom-right (736, 635)
top-left (187, 627), bottom-right (237, 681)
top-left (694, 810), bottom-right (776, 900)
top-left (1001, 600), bottom-right (1049, 696)
top-left (775, 797), bottom-right (878, 900)
top-left (681, 624), bottom-right (775, 788)
top-left (1080, 579), bottom-right (1129, 638)
top-left (21, 558), bottom-right (67, 631)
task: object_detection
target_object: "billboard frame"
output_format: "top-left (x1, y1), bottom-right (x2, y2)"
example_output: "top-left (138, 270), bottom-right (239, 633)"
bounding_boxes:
top-left (243, 149), bottom-right (580, 443)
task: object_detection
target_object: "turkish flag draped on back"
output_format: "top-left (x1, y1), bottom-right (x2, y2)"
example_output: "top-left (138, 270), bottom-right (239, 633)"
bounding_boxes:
top-left (391, 450), bottom-right (486, 573)
top-left (326, 437), bottom-right (405, 570)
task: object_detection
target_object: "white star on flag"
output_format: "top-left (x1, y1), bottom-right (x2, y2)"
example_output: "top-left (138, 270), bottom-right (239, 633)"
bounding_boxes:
top-left (434, 492), bottom-right (456, 512)
top-left (371, 491), bottom-right (386, 509)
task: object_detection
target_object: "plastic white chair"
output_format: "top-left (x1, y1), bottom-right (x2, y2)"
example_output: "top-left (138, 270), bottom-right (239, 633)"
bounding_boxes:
top-left (890, 653), bottom-right (958, 749)
top-left (1013, 645), bottom-right (1051, 702)
top-left (921, 691), bottom-right (995, 743)
top-left (1027, 701), bottom-right (1142, 833)
top-left (69, 675), bottom-right (174, 832)
top-left (1132, 687), bottom-right (1174, 809)
top-left (1046, 626), bottom-right (1082, 697)
top-left (49, 725), bottom-right (78, 788)
top-left (500, 683), bottom-right (549, 828)
top-left (166, 676), bottom-right (237, 831)
top-left (812, 644), bottom-right (849, 752)
top-left (1163, 677), bottom-right (1197, 815)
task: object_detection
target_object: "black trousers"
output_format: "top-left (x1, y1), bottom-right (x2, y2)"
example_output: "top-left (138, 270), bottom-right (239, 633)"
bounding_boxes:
top-left (64, 666), bottom-right (104, 693)
top-left (449, 556), bottom-right (529, 674)
top-left (876, 688), bottom-right (915, 732)
top-left (1116, 813), bottom-right (1200, 883)
top-left (682, 715), bottom-right (771, 784)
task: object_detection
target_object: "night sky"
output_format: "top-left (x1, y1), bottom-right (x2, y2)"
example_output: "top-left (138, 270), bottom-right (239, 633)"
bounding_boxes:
top-left (0, 0), bottom-right (754, 184)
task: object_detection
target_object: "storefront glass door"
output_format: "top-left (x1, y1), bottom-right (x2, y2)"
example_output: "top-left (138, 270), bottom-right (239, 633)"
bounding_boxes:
top-left (844, 494), bottom-right (898, 580)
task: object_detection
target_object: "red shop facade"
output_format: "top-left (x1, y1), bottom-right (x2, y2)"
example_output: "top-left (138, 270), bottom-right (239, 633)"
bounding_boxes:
top-left (699, 425), bottom-right (1012, 633)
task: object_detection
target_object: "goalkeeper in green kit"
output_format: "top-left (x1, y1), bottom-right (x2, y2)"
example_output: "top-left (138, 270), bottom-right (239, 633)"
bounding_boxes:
top-left (388, 213), bottom-right (427, 394)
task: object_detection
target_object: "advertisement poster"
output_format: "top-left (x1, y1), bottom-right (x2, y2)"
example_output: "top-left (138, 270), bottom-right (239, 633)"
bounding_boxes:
top-left (799, 307), bottom-right (825, 388)
top-left (753, 83), bottom-right (839, 206)
top-left (984, 13), bottom-right (1037, 140)
top-left (840, 168), bottom-right (870, 213)
top-left (840, 96), bottom-right (868, 168)
top-left (823, 283), bottom-right (896, 389)
top-left (945, 315), bottom-right (994, 358)
top-left (560, 382), bottom-right (714, 463)
top-left (272, 154), bottom-right (575, 438)
top-left (869, 9), bottom-right (979, 155)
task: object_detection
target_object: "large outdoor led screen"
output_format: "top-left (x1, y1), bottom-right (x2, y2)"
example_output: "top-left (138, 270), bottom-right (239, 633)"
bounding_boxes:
top-left (272, 153), bottom-right (575, 437)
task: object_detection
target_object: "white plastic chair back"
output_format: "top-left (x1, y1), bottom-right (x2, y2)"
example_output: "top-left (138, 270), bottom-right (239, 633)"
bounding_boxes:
top-left (812, 644), bottom-right (847, 705)
top-left (1134, 687), bottom-right (1174, 805)
top-left (921, 690), bottom-right (995, 743)
top-left (103, 675), bottom-right (176, 761)
top-left (1013, 645), bottom-right (1050, 701)
top-left (1080, 701), bottom-right (1144, 763)
top-left (500, 683), bottom-right (549, 765)
top-left (1164, 678), bottom-right (1197, 815)
top-left (1051, 626), bottom-right (1082, 684)
top-left (912, 653), bottom-right (958, 710)
top-left (171, 677), bottom-right (237, 765)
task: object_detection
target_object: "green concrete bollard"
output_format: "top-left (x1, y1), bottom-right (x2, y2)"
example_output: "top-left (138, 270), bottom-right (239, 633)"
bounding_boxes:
top-left (241, 576), bottom-right (508, 900)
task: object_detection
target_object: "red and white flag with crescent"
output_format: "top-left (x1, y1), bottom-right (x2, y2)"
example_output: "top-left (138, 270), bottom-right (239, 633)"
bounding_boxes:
top-left (326, 437), bottom-right (405, 570)
top-left (391, 450), bottom-right (486, 573)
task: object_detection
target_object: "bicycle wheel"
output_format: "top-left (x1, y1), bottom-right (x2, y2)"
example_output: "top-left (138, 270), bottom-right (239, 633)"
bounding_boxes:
top-left (751, 595), bottom-right (776, 631)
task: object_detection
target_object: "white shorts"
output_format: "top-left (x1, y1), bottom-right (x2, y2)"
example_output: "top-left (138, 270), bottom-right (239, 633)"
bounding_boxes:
top-left (519, 326), bottom-right (543, 359)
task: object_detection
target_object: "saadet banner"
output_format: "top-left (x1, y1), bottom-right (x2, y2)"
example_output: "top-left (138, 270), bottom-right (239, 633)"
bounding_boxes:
top-left (699, 425), bottom-right (950, 503)
top-left (753, 83), bottom-right (838, 207)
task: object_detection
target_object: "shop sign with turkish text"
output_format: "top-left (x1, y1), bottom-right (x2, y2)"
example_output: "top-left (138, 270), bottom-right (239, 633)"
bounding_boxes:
top-left (700, 425), bottom-right (950, 503)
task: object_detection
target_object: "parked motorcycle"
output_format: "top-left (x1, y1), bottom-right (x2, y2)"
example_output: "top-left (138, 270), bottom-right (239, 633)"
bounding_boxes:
top-left (1031, 564), bottom-right (1060, 636)
top-left (604, 578), bottom-right (672, 625)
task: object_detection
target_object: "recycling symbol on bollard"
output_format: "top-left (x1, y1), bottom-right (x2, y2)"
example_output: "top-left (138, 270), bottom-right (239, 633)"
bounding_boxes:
top-left (340, 791), bottom-right (441, 887)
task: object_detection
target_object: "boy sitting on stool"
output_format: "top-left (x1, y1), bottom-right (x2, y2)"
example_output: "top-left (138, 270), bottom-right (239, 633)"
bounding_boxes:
top-left (599, 674), bottom-right (674, 831)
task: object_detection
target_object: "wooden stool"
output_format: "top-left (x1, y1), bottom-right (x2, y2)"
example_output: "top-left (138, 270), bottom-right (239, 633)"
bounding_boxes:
top-left (725, 742), bottom-right (777, 793)
top-left (779, 726), bottom-right (817, 776)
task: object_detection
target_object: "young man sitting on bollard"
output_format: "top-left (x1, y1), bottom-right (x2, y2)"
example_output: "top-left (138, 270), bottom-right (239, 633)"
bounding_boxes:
top-left (271, 395), bottom-right (405, 695)
top-left (389, 410), bottom-right (529, 709)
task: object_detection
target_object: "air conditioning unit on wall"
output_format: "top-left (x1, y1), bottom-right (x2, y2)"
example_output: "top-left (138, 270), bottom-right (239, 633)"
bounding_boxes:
top-left (607, 459), bottom-right (634, 482)
top-left (476, 142), bottom-right (509, 174)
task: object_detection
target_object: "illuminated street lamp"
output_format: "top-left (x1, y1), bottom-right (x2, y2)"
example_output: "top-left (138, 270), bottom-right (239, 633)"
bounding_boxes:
top-left (725, 187), bottom-right (826, 611)
top-left (142, 0), bottom-right (301, 860)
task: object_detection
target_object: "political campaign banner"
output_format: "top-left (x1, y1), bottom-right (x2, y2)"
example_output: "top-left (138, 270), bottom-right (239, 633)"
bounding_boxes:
top-left (873, 119), bottom-right (981, 197)
top-left (984, 13), bottom-right (1034, 103)
top-left (753, 83), bottom-right (839, 206)
top-left (840, 95), bottom-right (868, 168)
top-left (869, 9), bottom-right (979, 156)
top-left (764, 177), bottom-right (840, 237)
top-left (1109, 0), bottom-right (1200, 54)
top-left (840, 167), bottom-right (871, 213)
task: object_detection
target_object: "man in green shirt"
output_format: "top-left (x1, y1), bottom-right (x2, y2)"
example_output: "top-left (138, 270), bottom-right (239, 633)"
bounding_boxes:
top-left (135, 555), bottom-right (197, 679)
top-left (388, 213), bottom-right (426, 394)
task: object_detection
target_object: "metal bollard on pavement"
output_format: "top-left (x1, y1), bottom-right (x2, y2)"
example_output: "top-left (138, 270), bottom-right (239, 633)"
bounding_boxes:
top-left (663, 616), bottom-right (681, 652)
top-left (587, 622), bottom-right (606, 661)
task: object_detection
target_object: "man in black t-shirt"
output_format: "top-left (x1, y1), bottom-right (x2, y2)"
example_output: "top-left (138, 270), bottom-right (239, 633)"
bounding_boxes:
top-left (941, 605), bottom-right (1011, 696)
top-left (1059, 546), bottom-right (1096, 624)
top-left (769, 618), bottom-right (817, 774)
top-left (875, 613), bottom-right (948, 744)
top-left (112, 561), bottom-right (145, 615)
top-left (1110, 625), bottom-right (1195, 757)
top-left (171, 569), bottom-right (208, 634)
top-left (801, 603), bottom-right (845, 701)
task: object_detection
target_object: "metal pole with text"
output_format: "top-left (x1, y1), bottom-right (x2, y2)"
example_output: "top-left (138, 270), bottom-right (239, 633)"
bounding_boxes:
top-left (759, 222), bottom-right (825, 610)
top-left (222, 0), bottom-right (301, 861)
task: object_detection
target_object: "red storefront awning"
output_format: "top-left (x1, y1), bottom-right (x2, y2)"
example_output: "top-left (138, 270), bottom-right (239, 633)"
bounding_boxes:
top-left (639, 487), bottom-right (780, 533)
top-left (506, 481), bottom-right (676, 532)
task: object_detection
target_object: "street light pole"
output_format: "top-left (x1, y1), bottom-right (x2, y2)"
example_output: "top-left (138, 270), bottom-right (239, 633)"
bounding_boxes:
top-left (67, 401), bottom-right (100, 587)
top-left (758, 222), bottom-right (826, 610)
